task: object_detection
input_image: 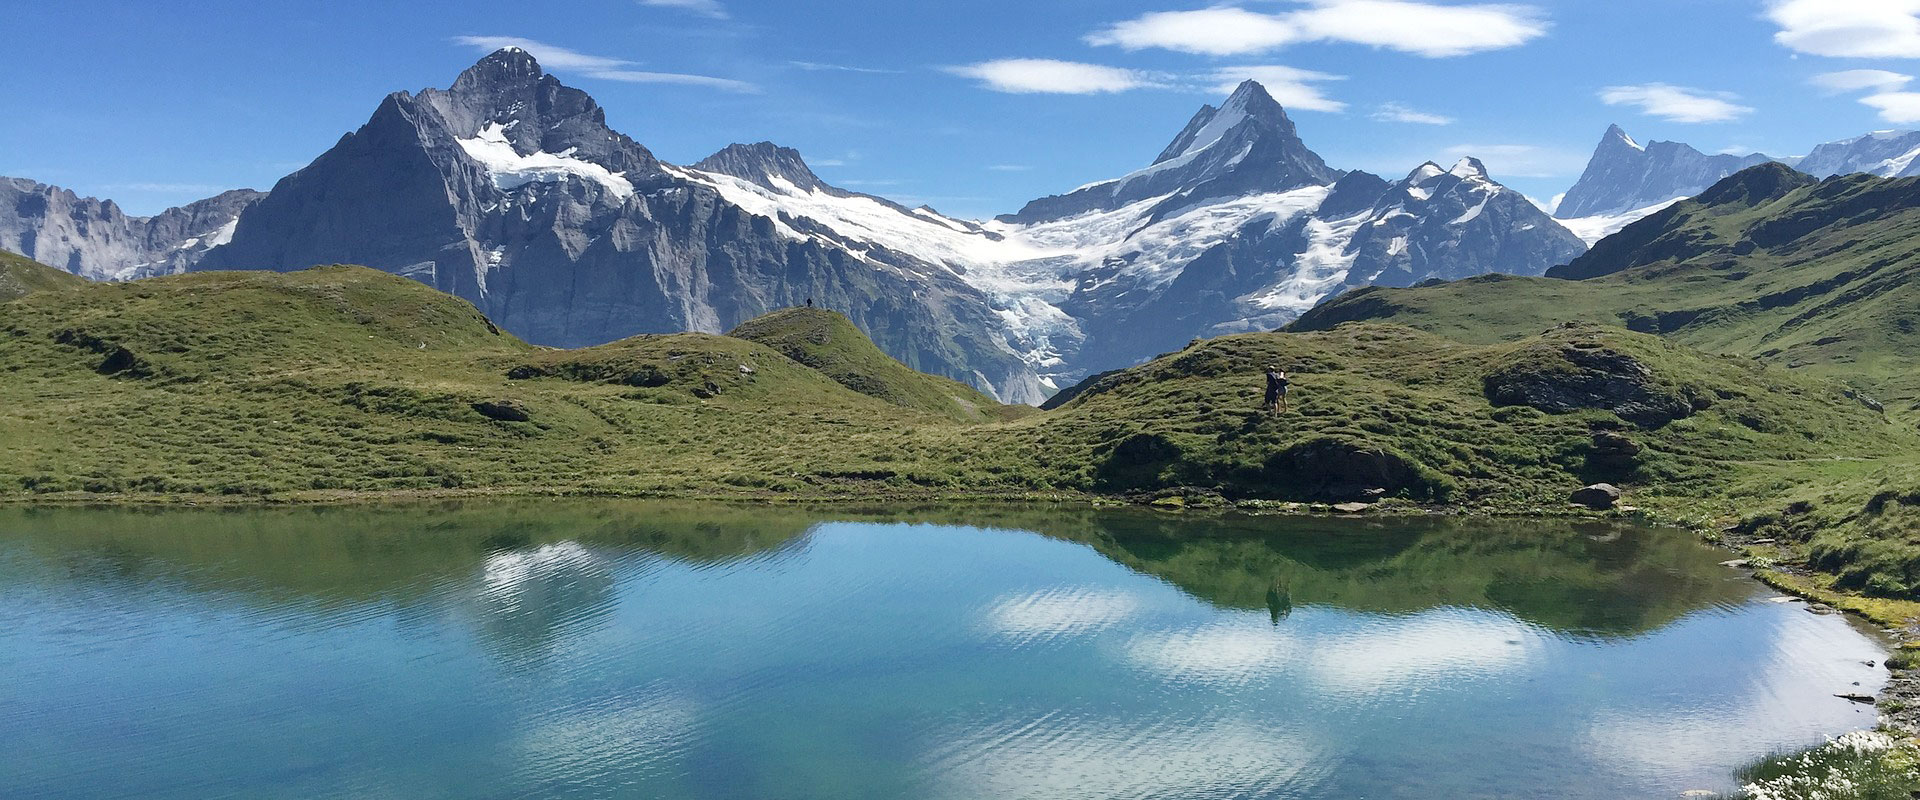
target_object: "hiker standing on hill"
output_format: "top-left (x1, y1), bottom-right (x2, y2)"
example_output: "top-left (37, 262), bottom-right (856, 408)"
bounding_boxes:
top-left (1263, 365), bottom-right (1290, 414)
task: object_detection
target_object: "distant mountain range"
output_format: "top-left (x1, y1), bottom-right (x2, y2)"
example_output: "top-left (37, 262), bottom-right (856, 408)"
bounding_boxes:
top-left (7, 49), bottom-right (1920, 401)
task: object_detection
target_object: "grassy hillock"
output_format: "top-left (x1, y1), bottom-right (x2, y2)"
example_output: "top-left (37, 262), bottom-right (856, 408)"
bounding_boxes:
top-left (1013, 322), bottom-right (1907, 507)
top-left (728, 307), bottom-right (1019, 422)
top-left (6, 261), bottom-right (1920, 599)
top-left (0, 250), bottom-right (85, 301)
top-left (1291, 164), bottom-right (1920, 417)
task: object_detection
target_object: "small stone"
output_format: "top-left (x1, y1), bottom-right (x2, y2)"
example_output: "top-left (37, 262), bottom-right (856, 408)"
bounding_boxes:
top-left (738, 364), bottom-right (756, 375)
top-left (1332, 502), bottom-right (1372, 513)
top-left (1807, 603), bottom-right (1836, 614)
top-left (1720, 559), bottom-right (1749, 568)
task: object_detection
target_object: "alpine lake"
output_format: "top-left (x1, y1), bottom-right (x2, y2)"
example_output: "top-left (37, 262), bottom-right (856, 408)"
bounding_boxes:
top-left (0, 502), bottom-right (1888, 799)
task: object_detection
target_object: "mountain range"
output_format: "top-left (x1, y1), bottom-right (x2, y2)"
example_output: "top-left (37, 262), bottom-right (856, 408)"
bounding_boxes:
top-left (8, 49), bottom-right (1920, 402)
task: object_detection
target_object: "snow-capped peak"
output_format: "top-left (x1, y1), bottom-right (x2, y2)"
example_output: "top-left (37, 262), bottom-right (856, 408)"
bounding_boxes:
top-left (1604, 123), bottom-right (1643, 151)
top-left (1152, 80), bottom-right (1289, 164)
top-left (1448, 157), bottom-right (1490, 180)
top-left (1408, 162), bottom-right (1448, 183)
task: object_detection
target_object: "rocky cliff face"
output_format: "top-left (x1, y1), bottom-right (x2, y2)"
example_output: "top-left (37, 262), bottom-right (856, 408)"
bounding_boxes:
top-left (1555, 125), bottom-right (1772, 220)
top-left (0, 178), bottom-right (260, 280)
top-left (195, 49), bottom-right (1046, 403)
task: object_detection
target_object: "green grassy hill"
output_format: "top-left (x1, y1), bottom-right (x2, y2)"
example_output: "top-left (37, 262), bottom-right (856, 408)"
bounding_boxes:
top-left (7, 261), bottom-right (1920, 599)
top-left (1290, 164), bottom-right (1920, 417)
top-left (0, 250), bottom-right (85, 301)
top-left (728, 307), bottom-right (1019, 422)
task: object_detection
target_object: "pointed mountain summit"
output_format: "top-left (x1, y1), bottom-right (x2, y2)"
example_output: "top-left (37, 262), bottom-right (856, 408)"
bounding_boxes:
top-left (1002, 80), bottom-right (1337, 224)
top-left (1793, 129), bottom-right (1920, 178)
top-left (695, 142), bottom-right (833, 194)
top-left (1555, 124), bottom-right (1772, 220)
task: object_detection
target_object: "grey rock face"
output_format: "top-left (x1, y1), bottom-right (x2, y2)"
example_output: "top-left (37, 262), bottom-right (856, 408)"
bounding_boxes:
top-left (195, 49), bottom-right (1044, 403)
top-left (0, 178), bottom-right (260, 280)
top-left (1792, 129), bottom-right (1920, 178)
top-left (1556, 125), bottom-right (1772, 219)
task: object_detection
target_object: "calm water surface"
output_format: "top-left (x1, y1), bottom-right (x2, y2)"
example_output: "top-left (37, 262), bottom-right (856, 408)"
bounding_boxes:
top-left (0, 503), bottom-right (1887, 799)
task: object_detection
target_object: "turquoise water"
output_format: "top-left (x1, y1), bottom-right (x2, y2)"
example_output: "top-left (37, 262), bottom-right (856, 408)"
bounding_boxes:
top-left (0, 503), bottom-right (1887, 799)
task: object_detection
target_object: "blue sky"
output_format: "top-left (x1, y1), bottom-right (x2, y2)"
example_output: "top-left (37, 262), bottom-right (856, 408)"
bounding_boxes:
top-left (7, 0), bottom-right (1920, 218)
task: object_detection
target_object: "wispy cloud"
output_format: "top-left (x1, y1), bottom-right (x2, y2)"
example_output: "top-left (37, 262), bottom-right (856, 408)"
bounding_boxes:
top-left (1440, 144), bottom-right (1585, 178)
top-left (638, 0), bottom-right (727, 19)
top-left (810, 158), bottom-right (849, 167)
top-left (1860, 91), bottom-right (1920, 123)
top-left (945, 59), bottom-right (1162, 94)
top-left (1371, 101), bottom-right (1453, 125)
top-left (987, 164), bottom-right (1033, 171)
top-left (1087, 1), bottom-right (1548, 58)
top-left (944, 59), bottom-right (1345, 110)
top-left (453, 36), bottom-right (759, 93)
top-left (1206, 65), bottom-right (1346, 112)
top-left (1809, 69), bottom-right (1914, 95)
top-left (1598, 83), bottom-right (1752, 123)
top-left (1768, 0), bottom-right (1920, 58)
top-left (789, 60), bottom-right (900, 74)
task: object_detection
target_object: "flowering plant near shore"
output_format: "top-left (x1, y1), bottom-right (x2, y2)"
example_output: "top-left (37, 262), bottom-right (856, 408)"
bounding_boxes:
top-left (1733, 731), bottom-right (1917, 800)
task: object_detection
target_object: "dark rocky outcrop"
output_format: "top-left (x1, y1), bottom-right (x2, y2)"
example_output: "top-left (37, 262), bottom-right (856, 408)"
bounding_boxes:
top-left (1484, 342), bottom-right (1693, 428)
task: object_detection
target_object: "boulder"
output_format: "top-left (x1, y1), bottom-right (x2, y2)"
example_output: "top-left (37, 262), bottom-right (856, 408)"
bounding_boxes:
top-left (472, 399), bottom-right (531, 422)
top-left (1570, 483), bottom-right (1622, 510)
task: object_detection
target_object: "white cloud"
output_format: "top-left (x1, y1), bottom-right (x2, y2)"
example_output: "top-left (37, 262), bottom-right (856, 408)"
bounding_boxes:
top-left (988, 164), bottom-right (1034, 171)
top-left (809, 158), bottom-right (848, 167)
top-left (454, 36), bottom-right (634, 71)
top-left (1206, 65), bottom-right (1347, 112)
top-left (1598, 83), bottom-right (1753, 123)
top-left (637, 0), bottom-right (727, 19)
top-left (453, 36), bottom-right (758, 93)
top-left (1371, 101), bottom-right (1454, 124)
top-left (1861, 91), bottom-right (1920, 122)
top-left (1810, 68), bottom-right (1914, 94)
top-left (1768, 0), bottom-right (1920, 58)
top-left (1087, 7), bottom-right (1302, 56)
top-left (946, 59), bottom-right (1159, 94)
top-left (1717, 144), bottom-right (1758, 155)
top-left (1087, 1), bottom-right (1547, 58)
top-left (1290, 0), bottom-right (1549, 57)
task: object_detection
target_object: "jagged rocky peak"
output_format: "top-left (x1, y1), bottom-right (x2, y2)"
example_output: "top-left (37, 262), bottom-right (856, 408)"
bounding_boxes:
top-left (694, 142), bottom-right (831, 193)
top-left (1002, 79), bottom-right (1336, 224)
top-left (422, 48), bottom-right (659, 176)
top-left (1154, 80), bottom-right (1298, 163)
top-left (1556, 123), bottom-right (1772, 220)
